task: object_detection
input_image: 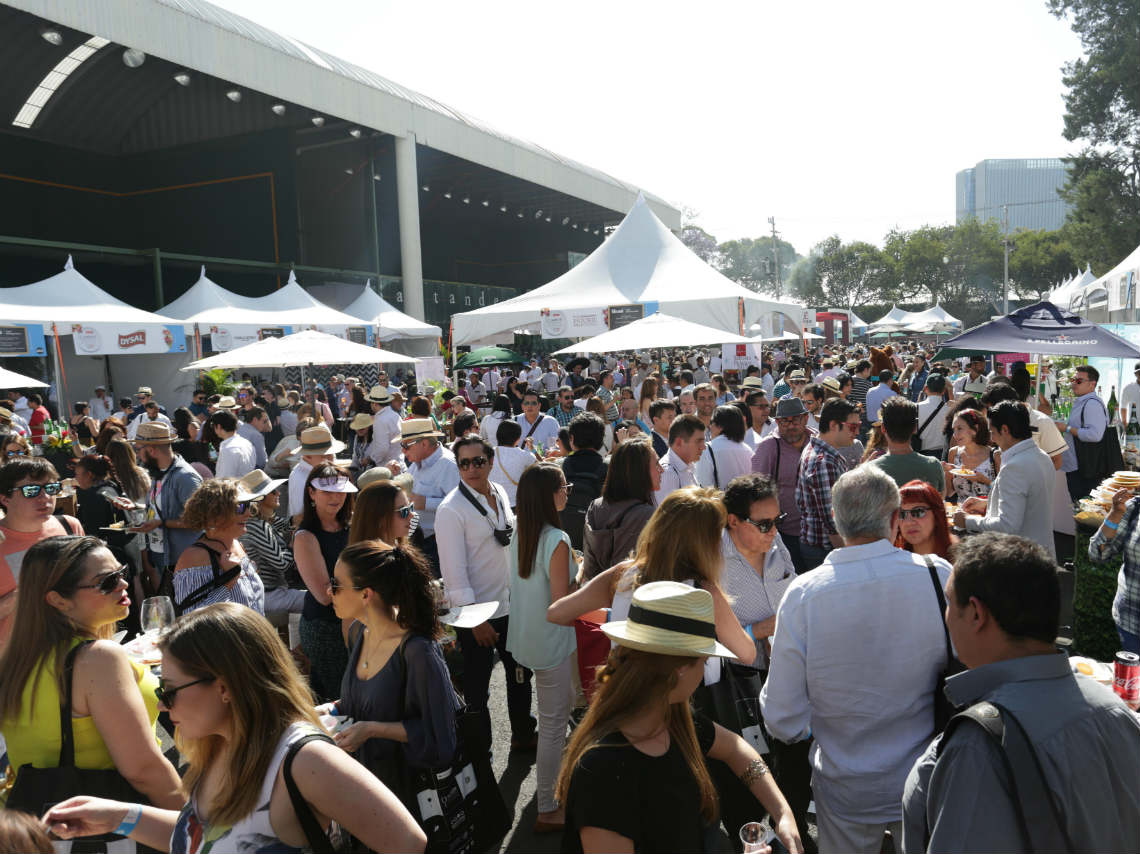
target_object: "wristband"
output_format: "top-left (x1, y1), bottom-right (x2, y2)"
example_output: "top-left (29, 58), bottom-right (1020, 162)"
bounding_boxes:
top-left (114, 804), bottom-right (142, 837)
top-left (1103, 518), bottom-right (1119, 531)
top-left (744, 624), bottom-right (755, 640)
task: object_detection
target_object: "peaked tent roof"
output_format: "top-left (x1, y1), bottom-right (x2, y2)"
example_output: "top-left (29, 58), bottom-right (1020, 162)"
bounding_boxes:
top-left (162, 267), bottom-right (279, 326)
top-left (868, 305), bottom-right (913, 329)
top-left (342, 284), bottom-right (443, 341)
top-left (451, 195), bottom-right (804, 344)
top-left (1084, 246), bottom-right (1140, 305)
top-left (243, 272), bottom-right (373, 327)
top-left (181, 329), bottom-right (414, 370)
top-left (905, 303), bottom-right (961, 328)
top-left (552, 311), bottom-right (753, 355)
top-left (0, 256), bottom-right (179, 329)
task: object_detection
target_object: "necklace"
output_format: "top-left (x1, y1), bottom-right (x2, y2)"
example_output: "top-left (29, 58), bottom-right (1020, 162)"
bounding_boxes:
top-left (359, 625), bottom-right (403, 671)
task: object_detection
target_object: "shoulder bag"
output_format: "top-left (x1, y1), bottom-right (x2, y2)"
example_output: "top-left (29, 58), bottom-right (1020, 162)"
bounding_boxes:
top-left (7, 641), bottom-right (147, 838)
top-left (692, 660), bottom-right (770, 756)
top-left (282, 731), bottom-right (351, 853)
top-left (1072, 397), bottom-right (1123, 480)
top-left (173, 542), bottom-right (242, 616)
top-left (924, 555), bottom-right (966, 733)
top-left (911, 399), bottom-right (946, 452)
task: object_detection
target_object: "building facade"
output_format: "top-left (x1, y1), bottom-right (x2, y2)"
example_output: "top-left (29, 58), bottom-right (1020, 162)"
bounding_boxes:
top-left (955, 158), bottom-right (1071, 232)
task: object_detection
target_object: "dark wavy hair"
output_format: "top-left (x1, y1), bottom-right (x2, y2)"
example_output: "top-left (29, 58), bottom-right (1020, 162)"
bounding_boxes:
top-left (339, 541), bottom-right (442, 639)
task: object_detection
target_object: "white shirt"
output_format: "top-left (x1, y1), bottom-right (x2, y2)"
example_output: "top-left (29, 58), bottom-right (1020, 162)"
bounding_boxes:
top-left (915, 395), bottom-right (949, 453)
top-left (1028, 407), bottom-right (1068, 458)
top-left (368, 406), bottom-right (402, 465)
top-left (1120, 381), bottom-right (1140, 424)
top-left (514, 412), bottom-right (559, 449)
top-left (215, 433), bottom-right (256, 479)
top-left (952, 372), bottom-right (986, 398)
top-left (654, 448), bottom-right (698, 506)
top-left (709, 355), bottom-right (723, 373)
top-left (126, 411), bottom-right (172, 439)
top-left (480, 411), bottom-right (508, 447)
top-left (541, 371), bottom-right (561, 392)
top-left (761, 373), bottom-right (775, 396)
top-left (488, 445), bottom-right (536, 506)
top-left (486, 369), bottom-right (502, 393)
top-left (963, 438), bottom-right (1057, 557)
top-left (409, 444), bottom-right (461, 536)
top-left (88, 395), bottom-right (113, 421)
top-left (288, 459), bottom-right (313, 517)
top-left (865, 382), bottom-right (898, 423)
top-left (696, 435), bottom-right (754, 490)
top-left (435, 481), bottom-right (514, 618)
top-left (761, 539), bottom-right (952, 823)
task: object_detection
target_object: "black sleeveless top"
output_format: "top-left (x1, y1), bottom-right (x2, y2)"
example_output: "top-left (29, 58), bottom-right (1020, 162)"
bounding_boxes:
top-left (300, 525), bottom-right (349, 622)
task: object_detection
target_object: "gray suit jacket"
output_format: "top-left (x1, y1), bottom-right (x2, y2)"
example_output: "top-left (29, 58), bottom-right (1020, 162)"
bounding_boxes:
top-left (965, 438), bottom-right (1056, 557)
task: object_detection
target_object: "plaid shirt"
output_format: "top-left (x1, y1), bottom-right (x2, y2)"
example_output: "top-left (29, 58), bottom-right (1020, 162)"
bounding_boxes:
top-left (1089, 497), bottom-right (1140, 635)
top-left (594, 385), bottom-right (619, 422)
top-left (552, 405), bottom-right (577, 427)
top-left (795, 436), bottom-right (849, 547)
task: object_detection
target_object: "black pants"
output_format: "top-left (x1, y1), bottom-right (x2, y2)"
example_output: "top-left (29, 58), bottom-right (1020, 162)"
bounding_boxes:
top-left (413, 529), bottom-right (440, 578)
top-left (781, 534), bottom-right (810, 575)
top-left (770, 737), bottom-right (815, 853)
top-left (455, 615), bottom-right (534, 750)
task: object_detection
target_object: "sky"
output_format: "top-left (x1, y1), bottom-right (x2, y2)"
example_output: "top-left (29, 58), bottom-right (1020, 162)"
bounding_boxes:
top-left (214, 0), bottom-right (1085, 255)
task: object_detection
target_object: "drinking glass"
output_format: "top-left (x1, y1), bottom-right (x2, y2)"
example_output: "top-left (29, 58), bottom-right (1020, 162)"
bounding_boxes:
top-left (740, 819), bottom-right (774, 854)
top-left (141, 596), bottom-right (175, 639)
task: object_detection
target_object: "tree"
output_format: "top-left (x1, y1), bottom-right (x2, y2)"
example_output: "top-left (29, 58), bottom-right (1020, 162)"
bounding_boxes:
top-left (678, 206), bottom-right (719, 264)
top-left (943, 218), bottom-right (1004, 309)
top-left (791, 236), bottom-right (892, 309)
top-left (717, 235), bottom-right (798, 296)
top-left (882, 225), bottom-right (952, 303)
top-left (1048, 0), bottom-right (1140, 271)
top-left (1009, 229), bottom-right (1076, 299)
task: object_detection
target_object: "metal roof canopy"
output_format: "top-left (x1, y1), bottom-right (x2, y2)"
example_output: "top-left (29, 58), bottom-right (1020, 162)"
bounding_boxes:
top-left (3, 0), bottom-right (680, 229)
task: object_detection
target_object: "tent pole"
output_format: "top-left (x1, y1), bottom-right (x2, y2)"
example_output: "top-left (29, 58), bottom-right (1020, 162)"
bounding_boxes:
top-left (51, 323), bottom-right (70, 422)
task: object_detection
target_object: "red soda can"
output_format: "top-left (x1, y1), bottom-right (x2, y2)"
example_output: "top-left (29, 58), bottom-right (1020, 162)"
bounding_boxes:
top-left (1114, 651), bottom-right (1140, 707)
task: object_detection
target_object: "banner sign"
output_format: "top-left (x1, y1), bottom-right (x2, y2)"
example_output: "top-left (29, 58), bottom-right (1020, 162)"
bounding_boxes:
top-left (71, 323), bottom-right (186, 356)
top-left (0, 324), bottom-right (46, 358)
top-left (346, 326), bottom-right (369, 345)
top-left (204, 325), bottom-right (290, 352)
top-left (607, 304), bottom-right (645, 330)
top-left (540, 308), bottom-right (608, 339)
top-left (721, 343), bottom-right (761, 372)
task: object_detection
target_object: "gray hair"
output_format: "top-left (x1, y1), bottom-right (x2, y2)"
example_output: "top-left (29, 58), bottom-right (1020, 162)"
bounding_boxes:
top-left (832, 466), bottom-right (899, 542)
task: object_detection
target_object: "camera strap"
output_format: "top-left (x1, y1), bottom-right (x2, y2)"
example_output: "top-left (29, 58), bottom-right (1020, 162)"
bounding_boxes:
top-left (458, 481), bottom-right (507, 533)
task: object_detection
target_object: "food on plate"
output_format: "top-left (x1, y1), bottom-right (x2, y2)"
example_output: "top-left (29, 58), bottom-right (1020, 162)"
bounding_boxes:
top-left (949, 468), bottom-right (975, 477)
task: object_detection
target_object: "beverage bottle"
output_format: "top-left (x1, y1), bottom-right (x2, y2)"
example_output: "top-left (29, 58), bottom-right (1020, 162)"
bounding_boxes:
top-left (1109, 386), bottom-right (1119, 424)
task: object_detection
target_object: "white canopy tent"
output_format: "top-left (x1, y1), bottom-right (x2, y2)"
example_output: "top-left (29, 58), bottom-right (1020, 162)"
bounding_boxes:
top-left (451, 195), bottom-right (805, 345)
top-left (751, 329), bottom-right (824, 342)
top-left (552, 311), bottom-right (754, 355)
top-left (311, 283), bottom-right (444, 343)
top-left (182, 329), bottom-right (414, 371)
top-left (0, 366), bottom-right (48, 389)
top-left (905, 303), bottom-right (961, 329)
top-left (1094, 246), bottom-right (1140, 315)
top-left (867, 305), bottom-right (914, 330)
top-left (1053, 266), bottom-right (1097, 312)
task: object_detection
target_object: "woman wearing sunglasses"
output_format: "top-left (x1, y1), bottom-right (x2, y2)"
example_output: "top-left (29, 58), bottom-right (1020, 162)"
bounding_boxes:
top-left (893, 479), bottom-right (957, 561)
top-left (43, 602), bottom-right (426, 853)
top-left (295, 463), bottom-right (358, 701)
top-left (170, 478), bottom-right (265, 616)
top-left (238, 469), bottom-right (307, 628)
top-left (0, 536), bottom-right (183, 813)
top-left (0, 458), bottom-right (83, 652)
top-left (348, 480), bottom-right (418, 547)
top-left (3, 433), bottom-right (29, 460)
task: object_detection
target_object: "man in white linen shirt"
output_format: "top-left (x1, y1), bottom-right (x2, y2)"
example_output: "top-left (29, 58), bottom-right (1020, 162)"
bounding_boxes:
top-left (212, 410), bottom-right (256, 478)
top-left (914, 374), bottom-right (950, 456)
top-left (487, 420), bottom-right (535, 507)
top-left (954, 400), bottom-right (1057, 558)
top-left (654, 414), bottom-right (706, 505)
top-left (366, 386), bottom-right (402, 466)
top-left (761, 465), bottom-right (951, 853)
top-left (88, 386), bottom-right (113, 422)
top-left (436, 435), bottom-right (535, 750)
top-left (402, 418), bottom-right (460, 575)
top-left (515, 388), bottom-right (560, 450)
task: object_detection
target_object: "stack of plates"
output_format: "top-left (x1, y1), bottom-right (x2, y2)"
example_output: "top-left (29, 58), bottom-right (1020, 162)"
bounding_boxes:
top-left (1090, 471), bottom-right (1140, 508)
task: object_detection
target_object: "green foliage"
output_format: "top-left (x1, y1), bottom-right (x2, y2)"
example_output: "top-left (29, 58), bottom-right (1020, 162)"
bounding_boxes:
top-left (788, 235), bottom-right (892, 309)
top-left (198, 368), bottom-right (235, 397)
top-left (680, 224), bottom-right (719, 264)
top-left (1009, 229), bottom-right (1076, 298)
top-left (716, 236), bottom-right (799, 296)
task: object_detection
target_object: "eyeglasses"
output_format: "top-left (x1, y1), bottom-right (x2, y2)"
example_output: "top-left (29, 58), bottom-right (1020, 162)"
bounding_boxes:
top-left (328, 576), bottom-right (366, 595)
top-left (899, 507), bottom-right (930, 521)
top-left (11, 481), bottom-right (63, 498)
top-left (396, 503), bottom-right (414, 519)
top-left (72, 566), bottom-right (129, 595)
top-left (155, 676), bottom-right (215, 708)
top-left (234, 498), bottom-right (262, 515)
top-left (522, 399), bottom-right (540, 406)
top-left (458, 456), bottom-right (489, 471)
top-left (843, 421), bottom-right (861, 432)
top-left (558, 483), bottom-right (574, 494)
top-left (744, 513), bottom-right (786, 533)
top-left (6, 449), bottom-right (26, 458)
top-left (1069, 376), bottom-right (1091, 385)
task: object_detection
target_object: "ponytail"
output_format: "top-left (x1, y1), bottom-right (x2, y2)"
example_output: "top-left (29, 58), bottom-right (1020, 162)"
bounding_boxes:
top-left (339, 540), bottom-right (442, 639)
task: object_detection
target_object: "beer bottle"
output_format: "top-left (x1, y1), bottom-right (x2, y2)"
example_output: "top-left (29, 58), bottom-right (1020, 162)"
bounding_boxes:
top-left (1109, 386), bottom-right (1119, 424)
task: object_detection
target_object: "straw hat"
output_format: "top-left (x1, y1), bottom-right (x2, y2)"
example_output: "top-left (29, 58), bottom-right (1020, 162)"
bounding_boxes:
top-left (135, 422), bottom-right (176, 444)
top-left (235, 469), bottom-right (285, 501)
top-left (788, 370), bottom-right (807, 382)
top-left (290, 424), bottom-right (347, 456)
top-left (820, 375), bottom-right (843, 394)
top-left (399, 418), bottom-right (444, 442)
top-left (135, 386), bottom-right (152, 396)
top-left (602, 581), bottom-right (734, 658)
top-left (215, 396), bottom-right (239, 411)
top-left (739, 376), bottom-right (765, 390)
top-left (348, 413), bottom-right (374, 431)
top-left (0, 407), bottom-right (11, 422)
top-left (357, 466), bottom-right (392, 490)
top-left (366, 385), bottom-right (392, 405)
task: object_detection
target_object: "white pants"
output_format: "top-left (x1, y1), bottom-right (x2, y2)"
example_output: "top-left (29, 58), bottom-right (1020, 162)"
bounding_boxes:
top-left (533, 655), bottom-right (575, 814)
top-left (264, 586), bottom-right (307, 619)
top-left (816, 811), bottom-right (902, 854)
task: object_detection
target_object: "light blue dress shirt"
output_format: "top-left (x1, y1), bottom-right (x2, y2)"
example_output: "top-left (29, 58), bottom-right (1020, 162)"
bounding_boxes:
top-left (1060, 390), bottom-right (1108, 472)
top-left (409, 444), bottom-right (460, 536)
top-left (760, 539), bottom-right (951, 824)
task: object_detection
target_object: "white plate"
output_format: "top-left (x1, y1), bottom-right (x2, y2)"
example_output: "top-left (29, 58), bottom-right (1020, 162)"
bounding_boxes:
top-left (439, 601), bottom-right (498, 629)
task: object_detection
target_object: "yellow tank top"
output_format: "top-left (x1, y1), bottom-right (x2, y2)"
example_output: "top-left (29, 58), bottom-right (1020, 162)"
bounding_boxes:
top-left (3, 638), bottom-right (161, 771)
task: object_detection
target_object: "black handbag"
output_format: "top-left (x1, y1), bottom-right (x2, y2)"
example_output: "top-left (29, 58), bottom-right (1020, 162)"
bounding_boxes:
top-left (374, 636), bottom-right (511, 854)
top-left (924, 556), bottom-right (966, 733)
top-left (693, 660), bottom-right (771, 756)
top-left (7, 641), bottom-right (147, 839)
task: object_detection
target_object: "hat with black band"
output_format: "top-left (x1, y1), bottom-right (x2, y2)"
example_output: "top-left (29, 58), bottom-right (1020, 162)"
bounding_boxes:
top-left (601, 581), bottom-right (734, 658)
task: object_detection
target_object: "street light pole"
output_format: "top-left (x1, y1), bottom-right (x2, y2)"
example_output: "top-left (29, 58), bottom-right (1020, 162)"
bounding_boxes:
top-left (769, 216), bottom-right (782, 299)
top-left (1002, 204), bottom-right (1010, 315)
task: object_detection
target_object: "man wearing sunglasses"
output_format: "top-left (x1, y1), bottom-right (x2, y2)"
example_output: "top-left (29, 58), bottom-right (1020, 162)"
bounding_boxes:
top-left (551, 386), bottom-right (577, 428)
top-left (515, 388), bottom-right (559, 451)
top-left (1056, 364), bottom-right (1109, 502)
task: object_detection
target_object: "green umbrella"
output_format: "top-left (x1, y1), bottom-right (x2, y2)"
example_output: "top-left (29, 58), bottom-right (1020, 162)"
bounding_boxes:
top-left (454, 346), bottom-right (524, 369)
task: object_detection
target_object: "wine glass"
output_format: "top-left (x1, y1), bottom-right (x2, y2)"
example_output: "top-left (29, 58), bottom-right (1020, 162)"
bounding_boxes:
top-left (740, 819), bottom-right (774, 854)
top-left (141, 596), bottom-right (175, 640)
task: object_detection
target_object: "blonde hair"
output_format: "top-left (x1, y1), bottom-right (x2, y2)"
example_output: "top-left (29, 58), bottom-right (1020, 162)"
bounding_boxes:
top-left (160, 603), bottom-right (322, 826)
top-left (555, 645), bottom-right (717, 822)
top-left (180, 478), bottom-right (240, 531)
top-left (629, 487), bottom-right (726, 589)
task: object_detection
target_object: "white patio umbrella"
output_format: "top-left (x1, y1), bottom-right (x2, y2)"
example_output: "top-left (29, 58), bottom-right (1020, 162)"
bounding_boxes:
top-left (749, 329), bottom-right (823, 342)
top-left (181, 329), bottom-right (415, 371)
top-left (552, 311), bottom-right (753, 355)
top-left (0, 366), bottom-right (49, 389)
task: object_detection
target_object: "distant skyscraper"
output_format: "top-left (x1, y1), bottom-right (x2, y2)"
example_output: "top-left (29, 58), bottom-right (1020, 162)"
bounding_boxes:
top-left (955, 158), bottom-right (1071, 231)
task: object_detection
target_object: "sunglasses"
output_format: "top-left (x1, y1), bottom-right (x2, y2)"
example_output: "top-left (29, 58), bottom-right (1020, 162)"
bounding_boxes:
top-left (522, 399), bottom-right (540, 406)
top-left (743, 513), bottom-right (786, 533)
top-left (234, 498), bottom-right (262, 515)
top-left (72, 566), bottom-right (130, 595)
top-left (899, 507), bottom-right (931, 521)
top-left (11, 481), bottom-right (63, 498)
top-left (328, 576), bottom-right (365, 595)
top-left (155, 676), bottom-right (215, 708)
top-left (396, 503), bottom-right (414, 519)
top-left (6, 450), bottom-right (26, 458)
top-left (457, 456), bottom-right (489, 471)
top-left (558, 483), bottom-right (575, 494)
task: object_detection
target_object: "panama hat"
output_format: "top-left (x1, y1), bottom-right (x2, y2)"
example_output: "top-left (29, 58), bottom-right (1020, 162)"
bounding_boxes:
top-left (820, 375), bottom-right (843, 394)
top-left (234, 469), bottom-right (285, 501)
top-left (349, 412), bottom-right (374, 431)
top-left (739, 376), bottom-right (765, 390)
top-left (366, 385), bottom-right (392, 404)
top-left (135, 386), bottom-right (152, 396)
top-left (356, 466), bottom-right (393, 490)
top-left (290, 424), bottom-right (347, 456)
top-left (135, 422), bottom-right (176, 444)
top-left (215, 395), bottom-right (239, 411)
top-left (0, 407), bottom-right (11, 421)
top-left (399, 418), bottom-right (444, 442)
top-left (602, 581), bottom-right (734, 658)
top-left (788, 370), bottom-right (807, 382)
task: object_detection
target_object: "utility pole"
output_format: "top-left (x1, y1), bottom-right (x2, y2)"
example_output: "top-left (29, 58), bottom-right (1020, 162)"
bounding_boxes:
top-left (768, 216), bottom-right (782, 299)
top-left (1002, 204), bottom-right (1010, 315)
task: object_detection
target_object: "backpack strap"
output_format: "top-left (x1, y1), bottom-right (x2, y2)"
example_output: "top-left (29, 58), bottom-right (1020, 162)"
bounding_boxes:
top-left (57, 515), bottom-right (75, 536)
top-left (174, 543), bottom-right (242, 615)
top-left (283, 732), bottom-right (337, 854)
top-left (708, 446), bottom-right (720, 488)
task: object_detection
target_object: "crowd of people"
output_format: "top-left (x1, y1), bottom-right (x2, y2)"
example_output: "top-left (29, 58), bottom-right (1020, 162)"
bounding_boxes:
top-left (0, 343), bottom-right (1137, 854)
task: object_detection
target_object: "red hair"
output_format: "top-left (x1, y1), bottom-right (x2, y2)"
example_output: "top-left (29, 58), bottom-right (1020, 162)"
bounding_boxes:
top-left (894, 479), bottom-right (954, 560)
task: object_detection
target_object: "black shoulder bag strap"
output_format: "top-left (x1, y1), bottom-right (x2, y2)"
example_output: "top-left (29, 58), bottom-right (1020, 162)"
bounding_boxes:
top-left (175, 543), bottom-right (242, 615)
top-left (709, 445), bottom-right (720, 488)
top-left (924, 555), bottom-right (952, 672)
top-left (936, 701), bottom-right (1074, 854)
top-left (57, 515), bottom-right (75, 536)
top-left (523, 416), bottom-right (542, 440)
top-left (283, 731), bottom-right (338, 854)
top-left (917, 399), bottom-right (945, 442)
top-left (57, 640), bottom-right (95, 767)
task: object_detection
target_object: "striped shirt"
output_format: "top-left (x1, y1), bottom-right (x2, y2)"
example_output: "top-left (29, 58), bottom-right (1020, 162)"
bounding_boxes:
top-left (850, 376), bottom-right (872, 410)
top-left (1089, 497), bottom-right (1140, 635)
top-left (172, 554), bottom-right (265, 614)
top-left (239, 516), bottom-right (295, 591)
top-left (720, 531), bottom-right (796, 668)
top-left (795, 436), bottom-right (848, 547)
